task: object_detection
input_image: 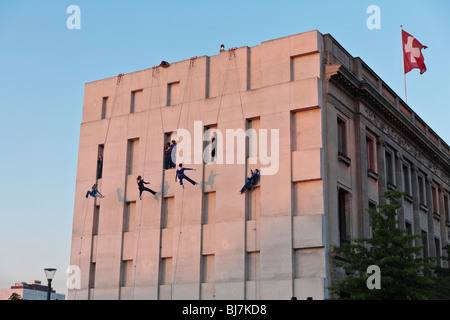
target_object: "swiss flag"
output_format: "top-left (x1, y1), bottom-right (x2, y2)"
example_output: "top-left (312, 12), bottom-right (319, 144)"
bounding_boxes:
top-left (402, 29), bottom-right (427, 74)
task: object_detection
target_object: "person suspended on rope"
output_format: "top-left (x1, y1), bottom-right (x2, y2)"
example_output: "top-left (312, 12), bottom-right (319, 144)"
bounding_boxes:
top-left (137, 175), bottom-right (156, 200)
top-left (175, 163), bottom-right (197, 189)
top-left (86, 183), bottom-right (105, 198)
top-left (169, 140), bottom-right (177, 168)
top-left (164, 142), bottom-right (171, 170)
top-left (239, 169), bottom-right (260, 194)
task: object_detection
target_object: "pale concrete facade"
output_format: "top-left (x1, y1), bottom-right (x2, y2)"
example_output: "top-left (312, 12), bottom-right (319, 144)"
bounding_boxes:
top-left (69, 30), bottom-right (450, 300)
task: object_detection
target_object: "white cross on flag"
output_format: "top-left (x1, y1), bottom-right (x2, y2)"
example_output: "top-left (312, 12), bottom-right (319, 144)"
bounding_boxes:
top-left (402, 29), bottom-right (427, 74)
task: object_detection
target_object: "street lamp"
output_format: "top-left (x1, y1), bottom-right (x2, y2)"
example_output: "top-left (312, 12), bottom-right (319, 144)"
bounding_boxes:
top-left (44, 268), bottom-right (57, 300)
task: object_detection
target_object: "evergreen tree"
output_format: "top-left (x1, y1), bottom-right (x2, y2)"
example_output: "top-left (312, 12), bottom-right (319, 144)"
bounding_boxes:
top-left (329, 190), bottom-right (435, 299)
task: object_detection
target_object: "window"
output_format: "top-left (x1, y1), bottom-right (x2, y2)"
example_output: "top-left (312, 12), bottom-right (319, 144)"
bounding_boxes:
top-left (167, 81), bottom-right (180, 106)
top-left (201, 254), bottom-right (215, 283)
top-left (418, 174), bottom-right (426, 206)
top-left (366, 135), bottom-right (376, 173)
top-left (101, 97), bottom-right (108, 119)
top-left (338, 188), bottom-right (350, 245)
top-left (204, 125), bottom-right (218, 164)
top-left (97, 144), bottom-right (104, 180)
top-left (202, 192), bottom-right (216, 225)
top-left (89, 263), bottom-right (96, 290)
top-left (123, 202), bottom-right (136, 232)
top-left (164, 132), bottom-right (177, 170)
top-left (130, 89), bottom-right (143, 114)
top-left (159, 257), bottom-right (172, 285)
top-left (126, 138), bottom-right (139, 175)
top-left (247, 118), bottom-right (260, 160)
top-left (247, 187), bottom-right (261, 221)
top-left (245, 252), bottom-right (260, 281)
top-left (405, 221), bottom-right (413, 247)
top-left (337, 117), bottom-right (347, 156)
top-left (432, 185), bottom-right (439, 216)
top-left (92, 205), bottom-right (100, 236)
top-left (385, 150), bottom-right (395, 188)
top-left (162, 197), bottom-right (174, 229)
top-left (120, 260), bottom-right (134, 287)
top-left (402, 162), bottom-right (411, 197)
top-left (444, 194), bottom-right (450, 223)
top-left (368, 201), bottom-right (377, 236)
top-left (422, 231), bottom-right (429, 258)
top-left (435, 238), bottom-right (441, 266)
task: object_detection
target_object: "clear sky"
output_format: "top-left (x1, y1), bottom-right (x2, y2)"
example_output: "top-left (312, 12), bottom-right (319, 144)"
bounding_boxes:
top-left (0, 0), bottom-right (449, 296)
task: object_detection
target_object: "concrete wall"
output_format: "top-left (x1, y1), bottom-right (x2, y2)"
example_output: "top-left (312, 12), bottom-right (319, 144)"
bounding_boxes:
top-left (69, 30), bottom-right (327, 300)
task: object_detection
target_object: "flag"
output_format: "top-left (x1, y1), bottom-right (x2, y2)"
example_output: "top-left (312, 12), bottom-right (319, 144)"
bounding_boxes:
top-left (402, 29), bottom-right (427, 74)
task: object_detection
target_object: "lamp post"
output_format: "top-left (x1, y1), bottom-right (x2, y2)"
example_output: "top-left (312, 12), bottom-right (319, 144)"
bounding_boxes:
top-left (44, 268), bottom-right (57, 300)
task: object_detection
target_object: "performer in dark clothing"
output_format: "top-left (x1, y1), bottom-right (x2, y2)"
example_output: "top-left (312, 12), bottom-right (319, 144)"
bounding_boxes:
top-left (239, 169), bottom-right (260, 194)
top-left (137, 175), bottom-right (156, 200)
top-left (169, 140), bottom-right (177, 168)
top-left (97, 155), bottom-right (103, 179)
top-left (164, 142), bottom-right (171, 170)
top-left (175, 163), bottom-right (197, 189)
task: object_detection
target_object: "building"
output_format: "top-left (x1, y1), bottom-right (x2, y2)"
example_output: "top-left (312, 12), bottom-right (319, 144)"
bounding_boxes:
top-left (0, 280), bottom-right (65, 300)
top-left (69, 30), bottom-right (450, 300)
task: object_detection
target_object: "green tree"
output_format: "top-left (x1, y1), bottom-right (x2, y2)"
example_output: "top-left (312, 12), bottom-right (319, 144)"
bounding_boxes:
top-left (8, 292), bottom-right (23, 300)
top-left (429, 245), bottom-right (450, 300)
top-left (329, 190), bottom-right (435, 299)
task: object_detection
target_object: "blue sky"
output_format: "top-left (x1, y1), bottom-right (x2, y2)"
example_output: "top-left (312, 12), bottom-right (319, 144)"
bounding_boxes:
top-left (0, 0), bottom-right (448, 296)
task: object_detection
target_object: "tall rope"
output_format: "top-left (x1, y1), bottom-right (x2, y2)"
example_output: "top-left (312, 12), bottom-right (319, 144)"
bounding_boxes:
top-left (214, 52), bottom-right (232, 125)
top-left (130, 61), bottom-right (194, 299)
top-left (74, 73), bottom-right (123, 299)
top-left (73, 196), bottom-right (90, 299)
top-left (170, 59), bottom-right (196, 299)
top-left (130, 69), bottom-right (156, 299)
top-left (171, 187), bottom-right (185, 298)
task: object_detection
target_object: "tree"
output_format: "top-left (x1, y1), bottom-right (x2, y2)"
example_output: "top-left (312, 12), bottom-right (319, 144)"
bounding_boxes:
top-left (8, 292), bottom-right (23, 300)
top-left (429, 245), bottom-right (450, 300)
top-left (329, 190), bottom-right (435, 299)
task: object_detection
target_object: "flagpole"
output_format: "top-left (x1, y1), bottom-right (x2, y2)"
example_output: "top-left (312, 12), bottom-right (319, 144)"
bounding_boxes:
top-left (400, 25), bottom-right (407, 104)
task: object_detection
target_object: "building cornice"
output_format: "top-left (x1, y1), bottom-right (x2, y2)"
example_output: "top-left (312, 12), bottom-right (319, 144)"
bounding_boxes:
top-left (329, 64), bottom-right (450, 183)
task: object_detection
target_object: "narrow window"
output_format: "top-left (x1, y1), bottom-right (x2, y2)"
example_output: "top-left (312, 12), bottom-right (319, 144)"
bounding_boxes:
top-left (366, 135), bottom-right (376, 173)
top-left (385, 150), bottom-right (395, 187)
top-left (92, 205), bottom-right (100, 236)
top-left (120, 260), bottom-right (134, 287)
top-left (402, 163), bottom-right (411, 196)
top-left (202, 192), bottom-right (216, 225)
top-left (162, 197), bottom-right (174, 229)
top-left (435, 238), bottom-right (441, 266)
top-left (432, 186), bottom-right (439, 215)
top-left (422, 231), bottom-right (428, 258)
top-left (405, 221), bottom-right (413, 247)
top-left (204, 125), bottom-right (218, 164)
top-left (418, 174), bottom-right (426, 206)
top-left (159, 258), bottom-right (172, 285)
top-left (126, 138), bottom-right (139, 175)
top-left (167, 81), bottom-right (180, 106)
top-left (123, 202), bottom-right (136, 232)
top-left (247, 187), bottom-right (261, 221)
top-left (97, 144), bottom-right (104, 180)
top-left (444, 194), bottom-right (449, 222)
top-left (337, 117), bottom-right (347, 156)
top-left (247, 118), bottom-right (260, 160)
top-left (338, 188), bottom-right (349, 245)
top-left (101, 97), bottom-right (108, 119)
top-left (130, 89), bottom-right (143, 114)
top-left (201, 254), bottom-right (215, 283)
